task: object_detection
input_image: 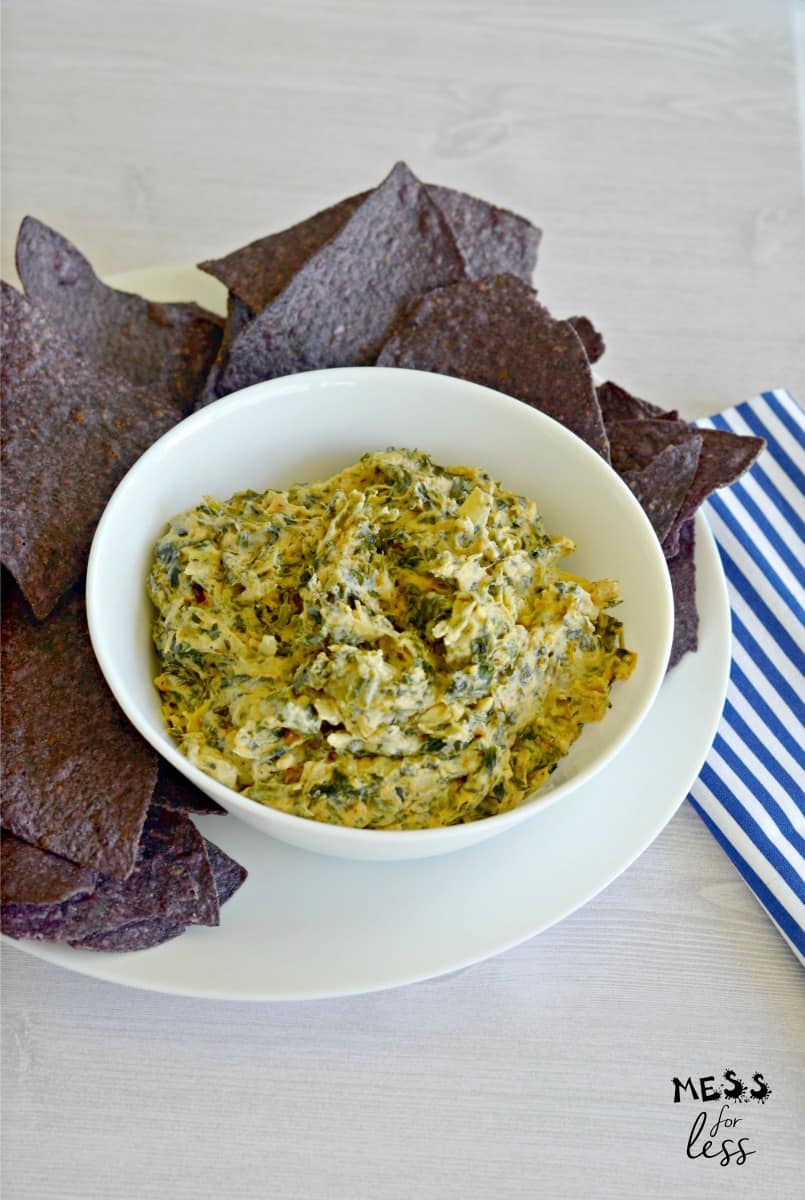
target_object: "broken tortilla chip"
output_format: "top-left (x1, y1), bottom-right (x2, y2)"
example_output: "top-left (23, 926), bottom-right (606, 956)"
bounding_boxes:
top-left (567, 314), bottom-right (605, 364)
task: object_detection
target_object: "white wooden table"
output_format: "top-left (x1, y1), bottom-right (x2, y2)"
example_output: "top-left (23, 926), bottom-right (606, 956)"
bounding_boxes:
top-left (2, 3), bottom-right (803, 1197)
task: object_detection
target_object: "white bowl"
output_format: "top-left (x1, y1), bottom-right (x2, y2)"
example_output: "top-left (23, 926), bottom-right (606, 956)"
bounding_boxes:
top-left (87, 367), bottom-right (673, 861)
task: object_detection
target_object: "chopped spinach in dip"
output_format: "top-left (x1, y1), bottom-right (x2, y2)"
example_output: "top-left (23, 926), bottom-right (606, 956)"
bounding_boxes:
top-left (148, 450), bottom-right (636, 828)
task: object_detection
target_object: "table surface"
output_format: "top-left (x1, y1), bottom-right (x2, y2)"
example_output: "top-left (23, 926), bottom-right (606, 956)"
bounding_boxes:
top-left (2, 2), bottom-right (803, 1197)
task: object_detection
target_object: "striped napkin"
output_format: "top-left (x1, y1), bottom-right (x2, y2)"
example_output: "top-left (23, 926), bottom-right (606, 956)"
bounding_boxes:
top-left (688, 389), bottom-right (804, 963)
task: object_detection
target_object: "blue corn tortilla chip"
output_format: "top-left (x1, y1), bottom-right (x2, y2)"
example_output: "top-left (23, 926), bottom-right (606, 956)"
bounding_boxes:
top-left (196, 293), bottom-right (255, 409)
top-left (1, 806), bottom-right (218, 944)
top-left (607, 416), bottom-right (703, 476)
top-left (602, 388), bottom-right (763, 553)
top-left (1, 283), bottom-right (179, 618)
top-left (199, 191), bottom-right (371, 314)
top-left (597, 379), bottom-right (678, 423)
top-left (0, 581), bottom-right (157, 879)
top-left (198, 175), bottom-right (538, 314)
top-left (208, 162), bottom-right (466, 398)
top-left (0, 816), bottom-right (245, 951)
top-left (620, 439), bottom-right (703, 545)
top-left (153, 758), bottom-right (227, 816)
top-left (16, 217), bottom-right (223, 415)
top-left (1, 833), bottom-right (99, 907)
top-left (70, 918), bottom-right (188, 953)
top-left (377, 273), bottom-right (610, 459)
top-left (197, 184), bottom-right (381, 400)
top-left (662, 428), bottom-right (765, 557)
top-left (567, 315), bottom-right (605, 364)
top-left (198, 167), bottom-right (538, 403)
top-left (601, 384), bottom-right (762, 665)
top-left (667, 521), bottom-right (698, 668)
top-left (66, 837), bottom-right (247, 951)
top-left (425, 184), bottom-right (540, 283)
top-left (609, 416), bottom-right (762, 555)
top-left (204, 840), bottom-right (248, 906)
top-left (223, 292), bottom-right (257, 343)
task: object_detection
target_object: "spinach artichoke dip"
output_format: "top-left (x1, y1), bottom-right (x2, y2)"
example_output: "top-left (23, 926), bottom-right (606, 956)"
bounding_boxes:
top-left (149, 450), bottom-right (636, 829)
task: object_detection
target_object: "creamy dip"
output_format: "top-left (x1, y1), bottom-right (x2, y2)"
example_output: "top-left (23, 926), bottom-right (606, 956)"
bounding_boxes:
top-left (148, 449), bottom-right (635, 828)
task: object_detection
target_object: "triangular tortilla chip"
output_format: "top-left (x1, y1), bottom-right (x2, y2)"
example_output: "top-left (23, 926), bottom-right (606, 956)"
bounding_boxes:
top-left (1, 282), bottom-right (178, 618)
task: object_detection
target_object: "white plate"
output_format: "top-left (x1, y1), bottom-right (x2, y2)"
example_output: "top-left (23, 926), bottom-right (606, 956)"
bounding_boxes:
top-left (1, 267), bottom-right (731, 1000)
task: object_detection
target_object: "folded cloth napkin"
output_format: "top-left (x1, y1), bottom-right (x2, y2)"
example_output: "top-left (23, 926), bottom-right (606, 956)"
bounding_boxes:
top-left (688, 389), bottom-right (804, 963)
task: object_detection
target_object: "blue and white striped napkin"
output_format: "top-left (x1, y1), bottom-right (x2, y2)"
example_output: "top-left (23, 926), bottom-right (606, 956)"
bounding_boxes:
top-left (688, 389), bottom-right (804, 963)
